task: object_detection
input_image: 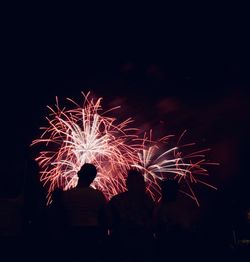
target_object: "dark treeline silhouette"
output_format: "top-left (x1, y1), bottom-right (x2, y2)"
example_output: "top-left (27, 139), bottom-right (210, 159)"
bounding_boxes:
top-left (1, 161), bottom-right (249, 261)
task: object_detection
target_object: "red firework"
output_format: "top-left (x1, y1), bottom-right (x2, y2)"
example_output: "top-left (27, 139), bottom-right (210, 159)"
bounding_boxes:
top-left (32, 92), bottom-right (218, 205)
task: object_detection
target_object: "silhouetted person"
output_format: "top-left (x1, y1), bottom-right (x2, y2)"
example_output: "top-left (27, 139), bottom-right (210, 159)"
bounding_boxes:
top-left (108, 169), bottom-right (155, 262)
top-left (154, 179), bottom-right (197, 261)
top-left (62, 163), bottom-right (107, 261)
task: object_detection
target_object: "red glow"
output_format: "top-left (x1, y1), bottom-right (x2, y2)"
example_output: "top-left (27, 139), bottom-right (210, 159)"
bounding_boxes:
top-left (32, 92), bottom-right (218, 205)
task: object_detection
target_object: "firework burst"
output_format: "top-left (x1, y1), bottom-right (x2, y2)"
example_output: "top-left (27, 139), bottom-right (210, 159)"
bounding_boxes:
top-left (32, 92), bottom-right (218, 205)
top-left (133, 130), bottom-right (218, 205)
top-left (31, 92), bottom-right (140, 201)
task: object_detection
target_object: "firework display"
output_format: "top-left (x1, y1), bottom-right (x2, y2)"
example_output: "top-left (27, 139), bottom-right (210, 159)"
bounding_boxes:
top-left (32, 92), bottom-right (218, 205)
top-left (133, 131), bottom-right (218, 205)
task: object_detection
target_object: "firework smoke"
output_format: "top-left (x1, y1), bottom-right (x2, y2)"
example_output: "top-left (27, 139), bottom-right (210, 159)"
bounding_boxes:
top-left (32, 92), bottom-right (218, 205)
top-left (32, 92), bottom-right (140, 201)
top-left (133, 131), bottom-right (218, 205)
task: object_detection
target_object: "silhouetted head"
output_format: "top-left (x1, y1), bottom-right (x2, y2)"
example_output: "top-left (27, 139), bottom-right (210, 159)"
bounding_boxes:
top-left (126, 169), bottom-right (145, 193)
top-left (161, 179), bottom-right (179, 202)
top-left (77, 163), bottom-right (97, 187)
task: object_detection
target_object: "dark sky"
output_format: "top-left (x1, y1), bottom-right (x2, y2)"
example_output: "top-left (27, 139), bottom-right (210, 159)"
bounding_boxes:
top-left (1, 6), bottom-right (249, 220)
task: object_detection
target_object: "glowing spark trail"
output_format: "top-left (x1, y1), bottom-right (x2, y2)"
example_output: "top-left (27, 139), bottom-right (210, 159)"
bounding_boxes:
top-left (32, 92), bottom-right (139, 201)
top-left (32, 92), bottom-right (218, 205)
top-left (133, 131), bottom-right (219, 206)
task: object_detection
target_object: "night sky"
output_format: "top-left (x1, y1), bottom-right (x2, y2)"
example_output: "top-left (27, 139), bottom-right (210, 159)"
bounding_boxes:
top-left (1, 6), bottom-right (249, 233)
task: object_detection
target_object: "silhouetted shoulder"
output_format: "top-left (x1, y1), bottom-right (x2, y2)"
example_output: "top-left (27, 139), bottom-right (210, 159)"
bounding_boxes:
top-left (110, 191), bottom-right (128, 203)
top-left (95, 188), bottom-right (107, 203)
